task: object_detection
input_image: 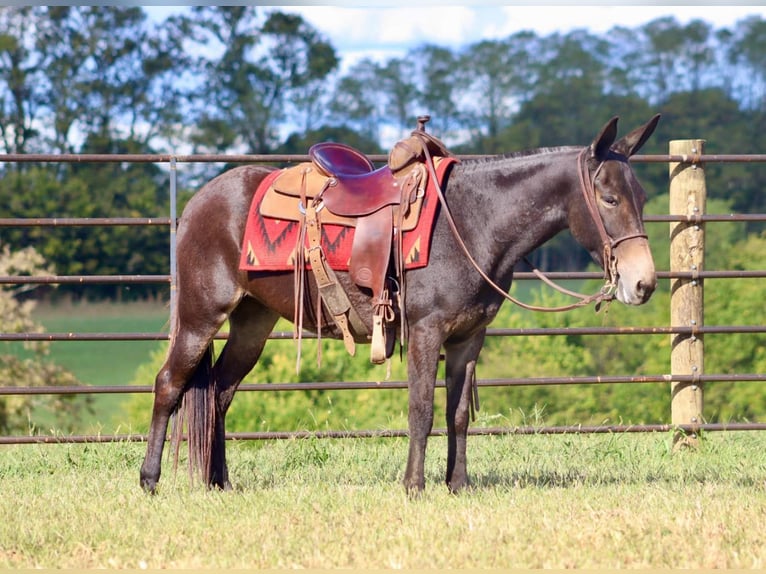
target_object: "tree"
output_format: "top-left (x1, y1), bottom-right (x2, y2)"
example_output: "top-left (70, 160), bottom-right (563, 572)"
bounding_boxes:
top-left (459, 39), bottom-right (518, 149)
top-left (276, 125), bottom-right (382, 156)
top-left (185, 7), bottom-right (338, 155)
top-left (330, 58), bottom-right (384, 144)
top-left (377, 57), bottom-right (419, 139)
top-left (408, 44), bottom-right (462, 137)
top-left (0, 6), bottom-right (44, 155)
top-left (725, 15), bottom-right (766, 112)
top-left (35, 7), bottom-right (171, 150)
top-left (262, 12), bottom-right (339, 134)
top-left (0, 6), bottom-right (190, 157)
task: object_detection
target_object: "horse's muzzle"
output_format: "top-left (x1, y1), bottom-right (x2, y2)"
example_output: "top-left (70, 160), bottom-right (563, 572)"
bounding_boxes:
top-left (614, 238), bottom-right (656, 305)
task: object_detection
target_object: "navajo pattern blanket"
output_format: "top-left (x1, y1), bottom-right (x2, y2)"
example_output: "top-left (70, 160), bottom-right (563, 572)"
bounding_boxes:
top-left (239, 157), bottom-right (456, 273)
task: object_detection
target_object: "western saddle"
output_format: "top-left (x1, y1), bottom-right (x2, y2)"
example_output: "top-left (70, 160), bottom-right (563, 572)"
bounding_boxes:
top-left (259, 116), bottom-right (451, 365)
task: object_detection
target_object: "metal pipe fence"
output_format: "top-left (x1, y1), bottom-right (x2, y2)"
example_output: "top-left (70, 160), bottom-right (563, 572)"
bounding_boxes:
top-left (0, 149), bottom-right (764, 444)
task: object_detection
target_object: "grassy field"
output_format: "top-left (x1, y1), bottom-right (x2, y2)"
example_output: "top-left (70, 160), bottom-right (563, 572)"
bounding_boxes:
top-left (21, 300), bottom-right (170, 432)
top-left (30, 300), bottom-right (169, 380)
top-left (1, 431), bottom-right (766, 568)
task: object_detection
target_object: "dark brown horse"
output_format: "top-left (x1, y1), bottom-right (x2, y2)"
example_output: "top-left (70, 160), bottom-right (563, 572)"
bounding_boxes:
top-left (140, 115), bottom-right (660, 494)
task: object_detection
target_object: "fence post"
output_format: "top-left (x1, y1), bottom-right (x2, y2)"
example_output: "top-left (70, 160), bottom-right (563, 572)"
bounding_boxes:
top-left (169, 157), bottom-right (178, 321)
top-left (669, 139), bottom-right (706, 447)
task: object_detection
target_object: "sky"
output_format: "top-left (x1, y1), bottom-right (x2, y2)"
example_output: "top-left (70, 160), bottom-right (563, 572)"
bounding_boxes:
top-left (146, 5), bottom-right (766, 72)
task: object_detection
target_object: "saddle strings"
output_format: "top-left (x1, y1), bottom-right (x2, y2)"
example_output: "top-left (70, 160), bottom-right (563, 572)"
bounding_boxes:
top-left (294, 169), bottom-right (310, 372)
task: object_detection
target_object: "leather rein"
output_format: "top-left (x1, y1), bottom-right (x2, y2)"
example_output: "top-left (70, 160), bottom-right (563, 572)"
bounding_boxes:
top-left (420, 140), bottom-right (647, 313)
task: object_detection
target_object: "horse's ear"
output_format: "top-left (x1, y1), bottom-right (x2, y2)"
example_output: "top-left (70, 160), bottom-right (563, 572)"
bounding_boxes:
top-left (612, 114), bottom-right (661, 157)
top-left (590, 116), bottom-right (619, 161)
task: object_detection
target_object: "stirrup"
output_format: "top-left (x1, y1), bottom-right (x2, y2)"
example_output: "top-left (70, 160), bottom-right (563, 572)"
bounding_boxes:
top-left (370, 288), bottom-right (396, 364)
top-left (370, 313), bottom-right (387, 365)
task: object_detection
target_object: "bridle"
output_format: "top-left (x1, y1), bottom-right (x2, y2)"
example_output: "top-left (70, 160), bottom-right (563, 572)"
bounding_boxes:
top-left (576, 148), bottom-right (649, 304)
top-left (421, 137), bottom-right (648, 313)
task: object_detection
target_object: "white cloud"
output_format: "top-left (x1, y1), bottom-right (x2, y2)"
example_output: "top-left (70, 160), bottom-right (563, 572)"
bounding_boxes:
top-left (145, 5), bottom-right (766, 73)
top-left (291, 6), bottom-right (479, 48)
top-left (282, 4), bottom-right (766, 68)
top-left (492, 5), bottom-right (766, 36)
top-left (375, 7), bottom-right (478, 44)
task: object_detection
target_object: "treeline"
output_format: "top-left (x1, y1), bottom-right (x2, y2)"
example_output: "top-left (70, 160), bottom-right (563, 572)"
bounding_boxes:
top-left (1, 6), bottom-right (765, 299)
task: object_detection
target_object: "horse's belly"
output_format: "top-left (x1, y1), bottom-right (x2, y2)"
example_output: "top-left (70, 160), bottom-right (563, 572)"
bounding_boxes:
top-left (245, 271), bottom-right (376, 343)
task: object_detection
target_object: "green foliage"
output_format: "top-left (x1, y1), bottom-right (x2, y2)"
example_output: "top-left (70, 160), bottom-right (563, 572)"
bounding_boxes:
top-left (276, 125), bottom-right (383, 156)
top-left (704, 232), bottom-right (766, 421)
top-left (229, 335), bottom-right (411, 433)
top-left (478, 287), bottom-right (671, 427)
top-left (0, 244), bottom-right (92, 434)
top-left (0, 160), bottom-right (176, 301)
top-left (126, 327), bottom-right (415, 434)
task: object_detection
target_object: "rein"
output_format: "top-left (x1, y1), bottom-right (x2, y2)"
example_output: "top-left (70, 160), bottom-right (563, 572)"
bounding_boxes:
top-left (420, 139), bottom-right (644, 313)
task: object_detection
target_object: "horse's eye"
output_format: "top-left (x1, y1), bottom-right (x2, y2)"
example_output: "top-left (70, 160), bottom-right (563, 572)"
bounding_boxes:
top-left (601, 195), bottom-right (619, 207)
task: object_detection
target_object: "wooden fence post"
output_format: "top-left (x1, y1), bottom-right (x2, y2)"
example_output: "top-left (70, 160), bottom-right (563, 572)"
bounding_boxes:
top-left (669, 139), bottom-right (706, 448)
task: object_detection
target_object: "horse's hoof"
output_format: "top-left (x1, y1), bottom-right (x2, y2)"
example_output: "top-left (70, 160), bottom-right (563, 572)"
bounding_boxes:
top-left (447, 479), bottom-right (471, 494)
top-left (403, 478), bottom-right (425, 499)
top-left (447, 470), bottom-right (471, 494)
top-left (140, 474), bottom-right (158, 494)
top-left (210, 480), bottom-right (233, 492)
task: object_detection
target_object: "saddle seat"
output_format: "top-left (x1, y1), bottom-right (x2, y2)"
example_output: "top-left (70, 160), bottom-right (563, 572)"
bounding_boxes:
top-left (310, 142), bottom-right (412, 218)
top-left (310, 142), bottom-right (374, 176)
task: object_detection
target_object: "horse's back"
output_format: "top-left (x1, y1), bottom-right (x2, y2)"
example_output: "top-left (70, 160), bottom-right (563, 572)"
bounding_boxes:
top-left (175, 165), bottom-right (277, 299)
top-left (180, 165), bottom-right (274, 234)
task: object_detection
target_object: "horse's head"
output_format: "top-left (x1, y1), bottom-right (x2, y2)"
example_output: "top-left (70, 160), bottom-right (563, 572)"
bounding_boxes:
top-left (570, 114), bottom-right (660, 306)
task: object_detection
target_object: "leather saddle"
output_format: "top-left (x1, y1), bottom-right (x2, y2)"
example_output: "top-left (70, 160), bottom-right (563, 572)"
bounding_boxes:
top-left (258, 116), bottom-right (451, 365)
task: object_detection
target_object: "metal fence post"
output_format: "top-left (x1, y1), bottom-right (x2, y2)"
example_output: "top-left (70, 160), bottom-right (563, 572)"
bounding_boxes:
top-left (169, 157), bottom-right (178, 322)
top-left (669, 139), bottom-right (706, 447)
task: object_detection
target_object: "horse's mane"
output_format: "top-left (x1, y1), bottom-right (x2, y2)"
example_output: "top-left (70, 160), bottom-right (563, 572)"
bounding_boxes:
top-left (458, 145), bottom-right (581, 172)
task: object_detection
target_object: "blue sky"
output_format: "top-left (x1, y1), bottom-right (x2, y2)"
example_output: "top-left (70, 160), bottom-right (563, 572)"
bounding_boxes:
top-left (146, 5), bottom-right (766, 72)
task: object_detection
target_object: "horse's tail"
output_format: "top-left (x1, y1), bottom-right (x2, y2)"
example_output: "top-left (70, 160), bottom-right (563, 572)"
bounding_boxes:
top-left (170, 342), bottom-right (216, 486)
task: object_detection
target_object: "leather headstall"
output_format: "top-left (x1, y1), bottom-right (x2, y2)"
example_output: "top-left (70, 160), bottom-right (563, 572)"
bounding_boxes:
top-left (576, 148), bottom-right (648, 298)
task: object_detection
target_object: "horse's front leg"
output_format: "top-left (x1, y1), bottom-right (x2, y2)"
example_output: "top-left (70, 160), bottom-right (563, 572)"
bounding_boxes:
top-left (403, 325), bottom-right (441, 495)
top-left (444, 331), bottom-right (486, 493)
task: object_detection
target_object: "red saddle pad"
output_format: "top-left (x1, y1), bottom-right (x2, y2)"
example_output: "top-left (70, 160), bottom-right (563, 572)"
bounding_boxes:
top-left (239, 157), bottom-right (456, 273)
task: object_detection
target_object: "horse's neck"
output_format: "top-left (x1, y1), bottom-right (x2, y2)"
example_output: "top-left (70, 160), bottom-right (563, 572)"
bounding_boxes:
top-left (447, 148), bottom-right (578, 266)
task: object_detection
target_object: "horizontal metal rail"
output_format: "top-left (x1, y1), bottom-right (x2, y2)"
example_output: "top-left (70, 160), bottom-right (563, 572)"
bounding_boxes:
top-left (3, 269), bottom-right (766, 286)
top-left (2, 214), bottom-right (765, 228)
top-left (2, 373), bottom-right (763, 397)
top-left (0, 275), bottom-right (170, 285)
top-left (2, 152), bottom-right (766, 164)
top-left (0, 217), bottom-right (171, 226)
top-left (2, 324), bottom-right (766, 343)
top-left (2, 422), bottom-right (764, 446)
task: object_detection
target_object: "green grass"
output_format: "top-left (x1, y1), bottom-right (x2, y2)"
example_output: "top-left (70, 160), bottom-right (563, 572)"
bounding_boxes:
top-left (19, 300), bottom-right (170, 432)
top-left (1, 431), bottom-right (766, 568)
top-left (30, 299), bottom-right (170, 385)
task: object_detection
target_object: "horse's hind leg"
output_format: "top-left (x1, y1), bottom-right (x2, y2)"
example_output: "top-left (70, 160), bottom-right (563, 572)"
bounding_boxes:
top-left (139, 316), bottom-right (225, 493)
top-left (444, 331), bottom-right (486, 493)
top-left (208, 297), bottom-right (279, 489)
top-left (140, 258), bottom-right (243, 492)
